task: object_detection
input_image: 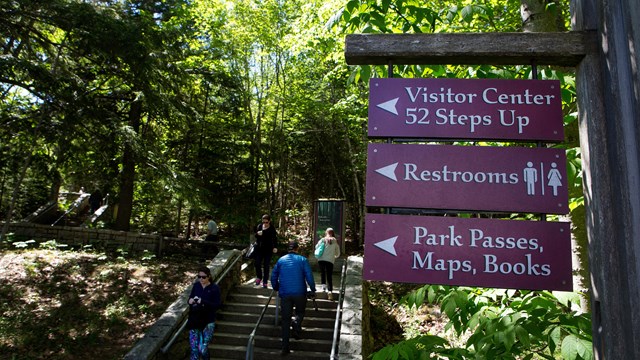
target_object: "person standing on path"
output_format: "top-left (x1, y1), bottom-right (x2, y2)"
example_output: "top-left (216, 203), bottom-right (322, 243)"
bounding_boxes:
top-left (204, 214), bottom-right (219, 242)
top-left (315, 227), bottom-right (341, 300)
top-left (187, 266), bottom-right (222, 360)
top-left (89, 189), bottom-right (103, 214)
top-left (254, 214), bottom-right (278, 288)
top-left (271, 241), bottom-right (316, 355)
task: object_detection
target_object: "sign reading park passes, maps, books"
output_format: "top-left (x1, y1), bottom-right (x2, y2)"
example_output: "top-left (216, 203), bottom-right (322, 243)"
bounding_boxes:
top-left (363, 213), bottom-right (572, 291)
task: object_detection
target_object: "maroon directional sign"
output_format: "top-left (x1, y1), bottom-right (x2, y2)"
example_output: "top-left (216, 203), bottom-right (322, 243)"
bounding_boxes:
top-left (369, 78), bottom-right (564, 141)
top-left (363, 213), bottom-right (572, 291)
top-left (366, 143), bottom-right (569, 214)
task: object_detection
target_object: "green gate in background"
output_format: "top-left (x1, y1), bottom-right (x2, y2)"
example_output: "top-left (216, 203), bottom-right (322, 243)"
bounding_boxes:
top-left (313, 199), bottom-right (345, 253)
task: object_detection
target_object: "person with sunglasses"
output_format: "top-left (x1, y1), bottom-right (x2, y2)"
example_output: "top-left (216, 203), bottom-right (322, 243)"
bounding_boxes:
top-left (187, 266), bottom-right (222, 360)
top-left (253, 214), bottom-right (278, 288)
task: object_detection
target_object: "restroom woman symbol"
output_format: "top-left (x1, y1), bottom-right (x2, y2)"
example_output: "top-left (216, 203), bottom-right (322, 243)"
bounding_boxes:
top-left (547, 162), bottom-right (562, 196)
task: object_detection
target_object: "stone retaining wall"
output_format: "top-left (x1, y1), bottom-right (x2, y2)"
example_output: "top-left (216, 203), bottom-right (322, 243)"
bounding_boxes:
top-left (339, 256), bottom-right (370, 360)
top-left (4, 222), bottom-right (163, 253)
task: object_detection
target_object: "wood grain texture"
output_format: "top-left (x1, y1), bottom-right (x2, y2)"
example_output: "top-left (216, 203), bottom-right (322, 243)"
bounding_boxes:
top-left (345, 31), bottom-right (597, 66)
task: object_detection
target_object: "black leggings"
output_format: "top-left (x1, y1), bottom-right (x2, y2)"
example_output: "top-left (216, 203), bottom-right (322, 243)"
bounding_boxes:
top-left (254, 250), bottom-right (272, 281)
top-left (318, 260), bottom-right (334, 291)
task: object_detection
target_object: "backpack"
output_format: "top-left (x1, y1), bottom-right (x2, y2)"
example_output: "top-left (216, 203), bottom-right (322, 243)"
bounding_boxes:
top-left (314, 239), bottom-right (325, 258)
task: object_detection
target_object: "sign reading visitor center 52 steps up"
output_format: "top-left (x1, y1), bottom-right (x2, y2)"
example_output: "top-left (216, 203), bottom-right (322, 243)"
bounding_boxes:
top-left (363, 78), bottom-right (572, 291)
top-left (368, 78), bottom-right (564, 141)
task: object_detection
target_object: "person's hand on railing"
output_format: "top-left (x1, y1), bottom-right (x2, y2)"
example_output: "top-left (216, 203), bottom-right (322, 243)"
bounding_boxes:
top-left (306, 291), bottom-right (318, 311)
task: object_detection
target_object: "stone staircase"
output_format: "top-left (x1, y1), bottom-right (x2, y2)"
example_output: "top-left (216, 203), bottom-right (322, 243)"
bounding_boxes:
top-left (210, 271), bottom-right (342, 359)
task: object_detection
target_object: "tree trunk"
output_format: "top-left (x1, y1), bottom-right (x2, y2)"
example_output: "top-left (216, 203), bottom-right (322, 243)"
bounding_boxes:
top-left (0, 115), bottom-right (45, 241)
top-left (522, 0), bottom-right (589, 307)
top-left (114, 100), bottom-right (142, 231)
top-left (520, 0), bottom-right (566, 32)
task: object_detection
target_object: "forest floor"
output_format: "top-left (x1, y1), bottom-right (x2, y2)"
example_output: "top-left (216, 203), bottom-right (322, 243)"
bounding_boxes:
top-left (0, 248), bottom-right (198, 360)
top-left (0, 241), bottom-right (450, 359)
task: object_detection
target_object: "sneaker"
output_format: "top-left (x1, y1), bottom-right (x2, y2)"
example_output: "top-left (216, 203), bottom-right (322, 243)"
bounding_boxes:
top-left (262, 281), bottom-right (268, 289)
top-left (255, 278), bottom-right (261, 286)
top-left (322, 284), bottom-right (327, 292)
top-left (327, 292), bottom-right (334, 301)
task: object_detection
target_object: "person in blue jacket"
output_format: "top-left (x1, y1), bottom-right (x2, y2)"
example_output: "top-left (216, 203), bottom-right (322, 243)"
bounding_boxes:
top-left (187, 266), bottom-right (222, 360)
top-left (271, 241), bottom-right (316, 355)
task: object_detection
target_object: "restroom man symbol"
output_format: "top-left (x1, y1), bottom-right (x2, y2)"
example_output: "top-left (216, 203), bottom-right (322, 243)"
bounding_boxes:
top-left (523, 161), bottom-right (538, 195)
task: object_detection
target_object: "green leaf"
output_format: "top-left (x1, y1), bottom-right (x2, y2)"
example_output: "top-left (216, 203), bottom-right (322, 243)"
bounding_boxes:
top-left (552, 291), bottom-right (581, 308)
top-left (370, 11), bottom-right (388, 32)
top-left (515, 325), bottom-right (530, 347)
top-left (443, 297), bottom-right (457, 319)
top-left (503, 324), bottom-right (517, 351)
top-left (561, 334), bottom-right (593, 360)
top-left (460, 5), bottom-right (474, 23)
top-left (346, 0), bottom-right (360, 13)
top-left (380, 0), bottom-right (391, 13)
top-left (427, 286), bottom-right (437, 303)
top-left (548, 326), bottom-right (562, 354)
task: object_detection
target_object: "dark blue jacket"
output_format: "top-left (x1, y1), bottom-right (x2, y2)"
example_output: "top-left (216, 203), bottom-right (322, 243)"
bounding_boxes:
top-left (187, 281), bottom-right (222, 330)
top-left (271, 252), bottom-right (316, 297)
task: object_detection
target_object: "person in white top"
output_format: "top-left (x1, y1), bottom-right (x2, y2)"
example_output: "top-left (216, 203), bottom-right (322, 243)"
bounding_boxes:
top-left (205, 214), bottom-right (218, 242)
top-left (315, 227), bottom-right (341, 300)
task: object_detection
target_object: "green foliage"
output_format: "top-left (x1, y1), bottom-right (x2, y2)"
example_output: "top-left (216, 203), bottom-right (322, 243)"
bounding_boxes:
top-left (39, 240), bottom-right (68, 250)
top-left (2, 0), bottom-right (365, 238)
top-left (373, 335), bottom-right (466, 360)
top-left (12, 239), bottom-right (36, 249)
top-left (381, 286), bottom-right (593, 360)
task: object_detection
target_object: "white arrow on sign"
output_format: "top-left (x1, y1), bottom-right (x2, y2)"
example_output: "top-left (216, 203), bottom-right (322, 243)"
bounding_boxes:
top-left (374, 236), bottom-right (398, 256)
top-left (375, 162), bottom-right (398, 181)
top-left (376, 98), bottom-right (399, 115)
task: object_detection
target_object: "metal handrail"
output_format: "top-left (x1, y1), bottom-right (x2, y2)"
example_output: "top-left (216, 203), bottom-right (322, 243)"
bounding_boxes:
top-left (52, 193), bottom-right (89, 226)
top-left (245, 288), bottom-right (276, 360)
top-left (330, 259), bottom-right (348, 359)
top-left (160, 252), bottom-right (244, 354)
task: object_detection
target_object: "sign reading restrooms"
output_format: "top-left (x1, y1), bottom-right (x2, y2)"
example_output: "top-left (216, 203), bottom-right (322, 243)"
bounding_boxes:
top-left (366, 143), bottom-right (569, 214)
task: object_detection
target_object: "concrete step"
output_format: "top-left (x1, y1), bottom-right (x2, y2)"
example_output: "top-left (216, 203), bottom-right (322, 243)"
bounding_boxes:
top-left (210, 343), bottom-right (331, 360)
top-left (207, 269), bottom-right (342, 360)
top-left (216, 320), bottom-right (334, 340)
top-left (221, 302), bottom-right (336, 319)
top-left (213, 332), bottom-right (332, 350)
top-left (217, 311), bottom-right (336, 329)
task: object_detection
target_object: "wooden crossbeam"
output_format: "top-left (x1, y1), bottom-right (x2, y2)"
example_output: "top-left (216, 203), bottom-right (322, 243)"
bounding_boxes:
top-left (345, 31), bottom-right (597, 66)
